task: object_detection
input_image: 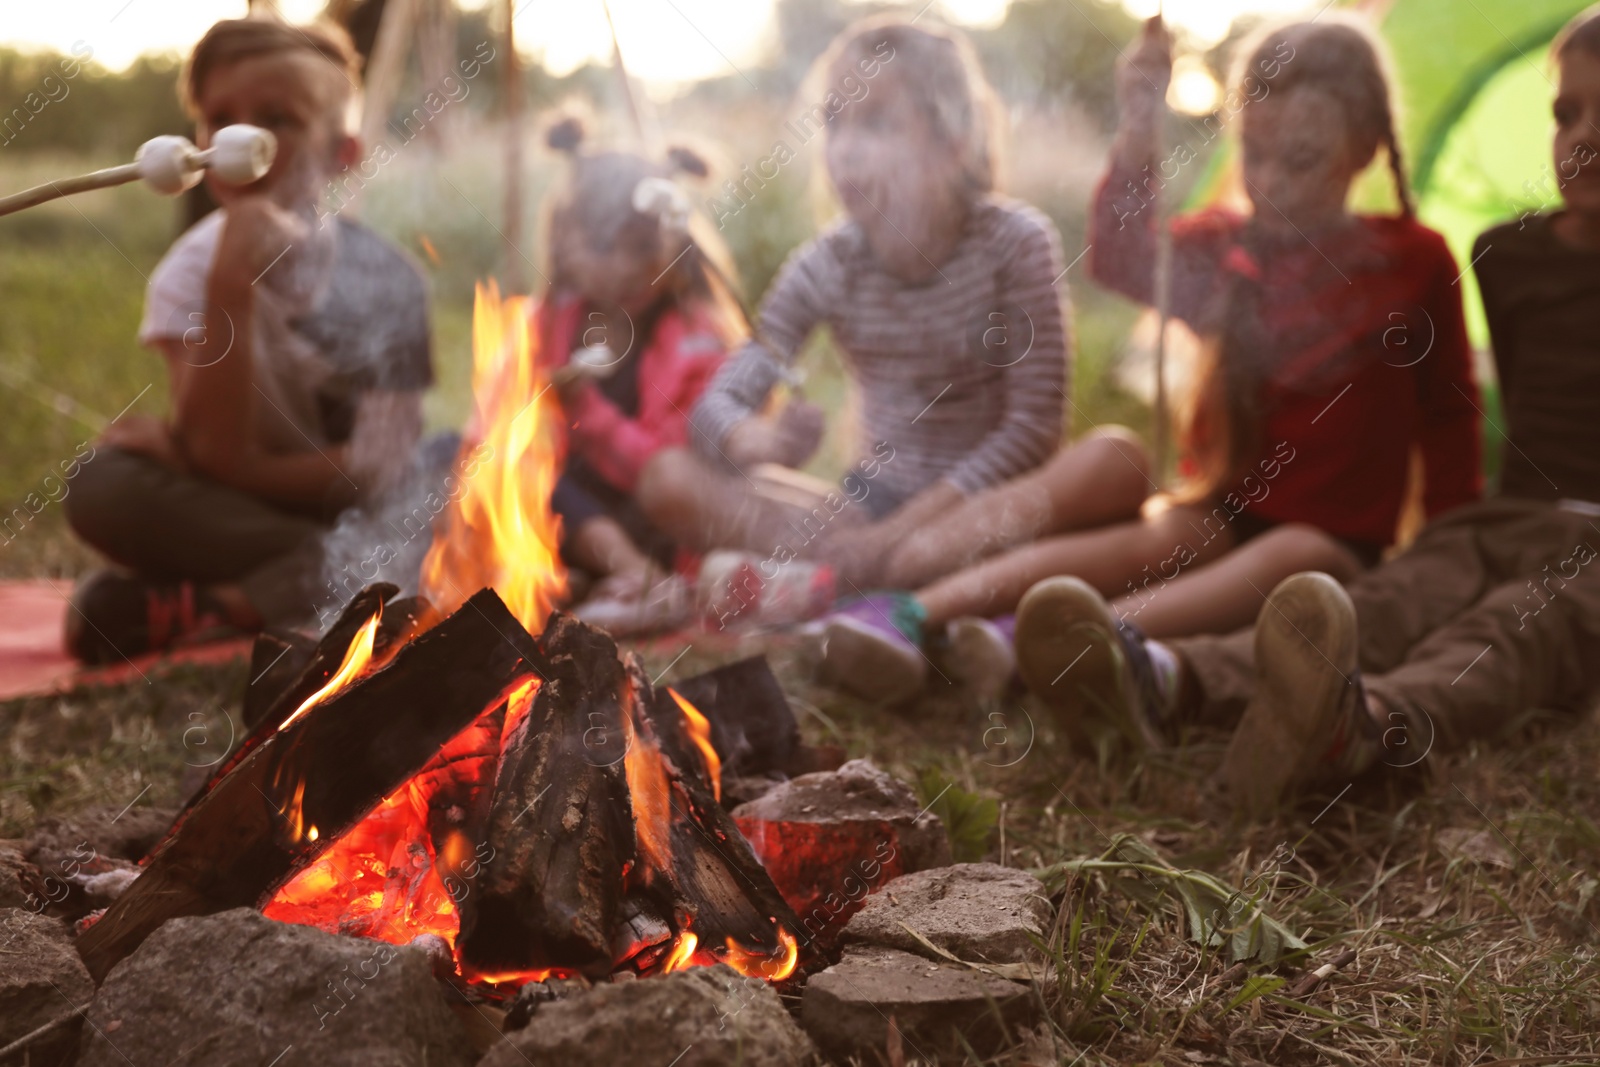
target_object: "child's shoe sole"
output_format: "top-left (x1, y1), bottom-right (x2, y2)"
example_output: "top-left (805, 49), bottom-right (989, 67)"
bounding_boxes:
top-left (818, 615), bottom-right (927, 705)
top-left (1221, 572), bottom-right (1359, 818)
top-left (944, 616), bottom-right (1016, 703)
top-left (1015, 577), bottom-right (1147, 749)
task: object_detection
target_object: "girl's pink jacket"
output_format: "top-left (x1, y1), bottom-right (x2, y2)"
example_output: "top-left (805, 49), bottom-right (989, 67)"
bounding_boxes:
top-left (539, 295), bottom-right (729, 493)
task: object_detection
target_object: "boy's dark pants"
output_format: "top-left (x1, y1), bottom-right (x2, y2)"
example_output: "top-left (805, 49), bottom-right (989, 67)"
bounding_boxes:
top-left (65, 447), bottom-right (327, 626)
top-left (1175, 499), bottom-right (1600, 752)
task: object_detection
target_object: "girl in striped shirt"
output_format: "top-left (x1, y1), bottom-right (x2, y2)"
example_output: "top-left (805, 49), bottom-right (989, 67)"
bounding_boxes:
top-left (639, 16), bottom-right (1152, 638)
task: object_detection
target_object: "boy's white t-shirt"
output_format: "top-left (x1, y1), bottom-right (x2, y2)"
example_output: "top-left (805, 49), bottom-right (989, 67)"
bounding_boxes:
top-left (139, 210), bottom-right (433, 469)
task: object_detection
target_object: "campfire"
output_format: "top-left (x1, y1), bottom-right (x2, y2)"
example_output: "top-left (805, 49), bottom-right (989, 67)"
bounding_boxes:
top-left (73, 286), bottom-right (803, 993)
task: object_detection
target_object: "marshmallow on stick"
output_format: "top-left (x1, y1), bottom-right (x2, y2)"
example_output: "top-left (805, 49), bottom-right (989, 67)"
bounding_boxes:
top-left (0, 124), bottom-right (276, 218)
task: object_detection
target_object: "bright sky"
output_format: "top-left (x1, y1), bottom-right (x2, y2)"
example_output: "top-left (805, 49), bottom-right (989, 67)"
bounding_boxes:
top-left (8, 0), bottom-right (1323, 83)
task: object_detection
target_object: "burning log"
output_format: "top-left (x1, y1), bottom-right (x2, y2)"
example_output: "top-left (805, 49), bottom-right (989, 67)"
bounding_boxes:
top-left (76, 588), bottom-right (541, 983)
top-left (456, 616), bottom-right (806, 984)
top-left (665, 656), bottom-right (799, 779)
top-left (456, 614), bottom-right (635, 980)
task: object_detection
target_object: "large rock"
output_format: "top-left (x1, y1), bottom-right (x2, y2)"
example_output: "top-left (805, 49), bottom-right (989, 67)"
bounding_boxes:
top-left (842, 863), bottom-right (1051, 965)
top-left (733, 760), bottom-right (950, 948)
top-left (801, 946), bottom-right (1037, 1063)
top-left (0, 841), bottom-right (45, 910)
top-left (0, 907), bottom-right (94, 1067)
top-left (79, 908), bottom-right (472, 1067)
top-left (24, 806), bottom-right (175, 921)
top-left (482, 964), bottom-right (815, 1067)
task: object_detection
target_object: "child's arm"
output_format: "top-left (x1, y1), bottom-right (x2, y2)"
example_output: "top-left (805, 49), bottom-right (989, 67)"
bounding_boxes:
top-left (1415, 235), bottom-right (1485, 516)
top-left (566, 321), bottom-right (725, 492)
top-left (167, 198), bottom-right (359, 508)
top-left (1088, 17), bottom-right (1222, 325)
top-left (940, 207), bottom-right (1069, 495)
top-left (689, 240), bottom-right (834, 470)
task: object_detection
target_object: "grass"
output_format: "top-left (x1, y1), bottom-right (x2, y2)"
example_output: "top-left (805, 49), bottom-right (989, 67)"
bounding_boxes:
top-left (3, 639), bottom-right (1598, 1063)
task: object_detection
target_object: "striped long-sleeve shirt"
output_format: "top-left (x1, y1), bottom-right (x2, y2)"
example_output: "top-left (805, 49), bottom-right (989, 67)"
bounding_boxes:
top-left (690, 195), bottom-right (1070, 503)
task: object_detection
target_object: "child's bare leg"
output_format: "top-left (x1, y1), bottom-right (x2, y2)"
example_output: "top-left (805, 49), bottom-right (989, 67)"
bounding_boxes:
top-left (917, 504), bottom-right (1236, 625)
top-left (567, 516), bottom-right (655, 582)
top-left (878, 428), bottom-right (1152, 590)
top-left (636, 447), bottom-right (851, 556)
top-left (1113, 523), bottom-right (1366, 638)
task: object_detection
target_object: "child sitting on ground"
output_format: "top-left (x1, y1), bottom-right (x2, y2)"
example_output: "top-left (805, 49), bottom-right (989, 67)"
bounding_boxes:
top-left (533, 119), bottom-right (742, 634)
top-left (817, 15), bottom-right (1483, 704)
top-left (63, 17), bottom-right (433, 663)
top-left (636, 16), bottom-right (1152, 660)
top-left (1022, 4), bottom-right (1600, 815)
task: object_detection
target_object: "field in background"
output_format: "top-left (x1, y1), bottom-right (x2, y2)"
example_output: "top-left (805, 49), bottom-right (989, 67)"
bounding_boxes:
top-left (0, 101), bottom-right (1148, 579)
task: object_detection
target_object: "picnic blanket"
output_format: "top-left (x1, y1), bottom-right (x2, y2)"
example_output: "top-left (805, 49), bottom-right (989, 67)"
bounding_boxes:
top-left (0, 580), bottom-right (250, 701)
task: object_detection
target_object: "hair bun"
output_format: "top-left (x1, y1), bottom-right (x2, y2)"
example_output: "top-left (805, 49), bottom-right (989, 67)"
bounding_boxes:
top-left (546, 116), bottom-right (586, 154)
top-left (665, 145), bottom-right (709, 178)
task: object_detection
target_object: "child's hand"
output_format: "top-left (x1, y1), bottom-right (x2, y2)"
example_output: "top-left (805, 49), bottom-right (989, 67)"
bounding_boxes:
top-left (210, 195), bottom-right (310, 298)
top-left (100, 415), bottom-right (187, 472)
top-left (725, 401), bottom-right (825, 470)
top-left (772, 400), bottom-right (825, 468)
top-left (1114, 17), bottom-right (1173, 157)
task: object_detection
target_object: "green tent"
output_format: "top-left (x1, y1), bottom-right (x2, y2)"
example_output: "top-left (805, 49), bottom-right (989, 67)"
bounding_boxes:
top-left (1384, 0), bottom-right (1594, 343)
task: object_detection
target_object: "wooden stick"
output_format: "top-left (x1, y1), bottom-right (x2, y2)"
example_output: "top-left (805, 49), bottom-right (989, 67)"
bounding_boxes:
top-left (602, 0), bottom-right (648, 146)
top-left (1151, 3), bottom-right (1172, 483)
top-left (0, 166), bottom-right (140, 218)
top-left (502, 0), bottom-right (527, 292)
top-left (1289, 947), bottom-right (1358, 997)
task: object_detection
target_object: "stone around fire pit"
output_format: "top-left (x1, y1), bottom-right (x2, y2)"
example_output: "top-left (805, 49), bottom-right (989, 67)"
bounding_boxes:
top-left (0, 908), bottom-right (94, 1067)
top-left (732, 760), bottom-right (950, 945)
top-left (0, 842), bottom-right (44, 909)
top-left (842, 863), bottom-right (1051, 965)
top-left (801, 945), bottom-right (1037, 1063)
top-left (78, 908), bottom-right (473, 1067)
top-left (480, 964), bottom-right (817, 1067)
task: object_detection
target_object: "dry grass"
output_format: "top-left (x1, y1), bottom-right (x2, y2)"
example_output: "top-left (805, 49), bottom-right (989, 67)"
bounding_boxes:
top-left (4, 635), bottom-right (1598, 1065)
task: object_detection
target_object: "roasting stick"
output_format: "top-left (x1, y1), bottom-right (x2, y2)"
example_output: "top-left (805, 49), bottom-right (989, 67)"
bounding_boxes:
top-left (1151, 2), bottom-right (1173, 481)
top-left (597, 0), bottom-right (796, 394)
top-left (0, 125), bottom-right (276, 219)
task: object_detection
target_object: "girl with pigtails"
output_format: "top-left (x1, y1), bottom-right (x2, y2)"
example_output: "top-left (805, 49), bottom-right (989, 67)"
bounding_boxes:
top-left (807, 15), bottom-right (1486, 706)
top-left (533, 118), bottom-right (747, 632)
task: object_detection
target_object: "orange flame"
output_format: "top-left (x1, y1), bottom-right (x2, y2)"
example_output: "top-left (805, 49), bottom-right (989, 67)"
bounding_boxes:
top-left (666, 688), bottom-right (721, 801)
top-left (661, 930), bottom-right (699, 973)
top-left (281, 610), bottom-right (380, 731)
top-left (623, 701), bottom-right (675, 882)
top-left (421, 282), bottom-right (566, 632)
top-left (723, 928), bottom-right (799, 982)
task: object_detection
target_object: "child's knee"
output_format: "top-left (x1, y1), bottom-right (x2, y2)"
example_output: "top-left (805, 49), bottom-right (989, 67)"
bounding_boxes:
top-left (1079, 426), bottom-right (1152, 485)
top-left (61, 448), bottom-right (135, 543)
top-left (1259, 523), bottom-right (1363, 581)
top-left (636, 447), bottom-right (703, 526)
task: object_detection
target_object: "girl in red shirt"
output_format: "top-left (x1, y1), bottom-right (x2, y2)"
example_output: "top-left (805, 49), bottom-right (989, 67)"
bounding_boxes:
top-left (533, 120), bottom-right (744, 632)
top-left (819, 15), bottom-right (1483, 704)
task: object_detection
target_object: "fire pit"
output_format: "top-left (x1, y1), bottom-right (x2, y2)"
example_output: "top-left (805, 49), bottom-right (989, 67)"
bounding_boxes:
top-left (74, 286), bottom-right (803, 995)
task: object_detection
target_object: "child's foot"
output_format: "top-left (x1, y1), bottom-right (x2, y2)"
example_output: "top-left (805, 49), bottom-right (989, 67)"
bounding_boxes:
top-left (942, 615), bottom-right (1016, 704)
top-left (1220, 572), bottom-right (1382, 817)
top-left (811, 593), bottom-right (927, 704)
top-left (573, 572), bottom-right (692, 637)
top-left (698, 550), bottom-right (836, 631)
top-left (1013, 576), bottom-right (1178, 750)
top-left (64, 569), bottom-right (235, 665)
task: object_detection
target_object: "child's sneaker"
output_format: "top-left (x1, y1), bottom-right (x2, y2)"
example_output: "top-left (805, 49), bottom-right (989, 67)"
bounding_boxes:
top-left (811, 592), bottom-right (928, 704)
top-left (64, 569), bottom-right (234, 665)
top-left (1013, 576), bottom-right (1178, 750)
top-left (573, 572), bottom-right (692, 637)
top-left (1221, 572), bottom-right (1382, 817)
top-left (698, 550), bottom-right (836, 631)
top-left (942, 614), bottom-right (1017, 704)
